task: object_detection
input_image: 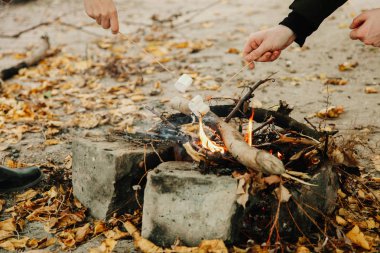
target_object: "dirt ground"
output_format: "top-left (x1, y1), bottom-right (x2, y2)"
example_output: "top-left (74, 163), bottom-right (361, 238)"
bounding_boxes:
top-left (0, 0), bottom-right (379, 252)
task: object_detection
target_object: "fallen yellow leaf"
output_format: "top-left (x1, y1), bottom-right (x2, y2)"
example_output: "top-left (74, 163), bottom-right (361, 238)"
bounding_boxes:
top-left (44, 139), bottom-right (61, 146)
top-left (275, 185), bottom-right (292, 203)
top-left (338, 61), bottom-right (358, 71)
top-left (316, 106), bottom-right (344, 119)
top-left (16, 189), bottom-right (38, 202)
top-left (104, 227), bottom-right (129, 240)
top-left (171, 41), bottom-right (189, 49)
top-left (74, 223), bottom-right (91, 243)
top-left (336, 215), bottom-right (348, 226)
top-left (89, 238), bottom-right (117, 253)
top-left (0, 237), bottom-right (29, 251)
top-left (0, 230), bottom-right (13, 241)
top-left (227, 48), bottom-right (240, 54)
top-left (324, 78), bottom-right (348, 85)
top-left (346, 225), bottom-right (371, 250)
top-left (199, 240), bottom-right (228, 253)
top-left (364, 87), bottom-right (378, 94)
top-left (0, 218), bottom-right (16, 232)
top-left (26, 237), bottom-right (56, 249)
top-left (296, 246), bottom-right (311, 253)
top-left (130, 95), bottom-right (146, 102)
top-left (94, 221), bottom-right (108, 235)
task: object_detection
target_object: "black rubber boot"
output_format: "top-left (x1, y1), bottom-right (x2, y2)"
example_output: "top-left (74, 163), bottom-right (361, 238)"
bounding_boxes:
top-left (0, 165), bottom-right (43, 193)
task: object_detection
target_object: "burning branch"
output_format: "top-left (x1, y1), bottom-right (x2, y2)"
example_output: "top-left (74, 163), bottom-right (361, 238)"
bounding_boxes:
top-left (224, 73), bottom-right (276, 123)
top-left (170, 97), bottom-right (285, 175)
top-left (210, 105), bottom-right (323, 140)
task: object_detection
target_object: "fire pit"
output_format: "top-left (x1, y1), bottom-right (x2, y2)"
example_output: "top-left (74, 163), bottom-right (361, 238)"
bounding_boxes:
top-left (103, 77), bottom-right (343, 247)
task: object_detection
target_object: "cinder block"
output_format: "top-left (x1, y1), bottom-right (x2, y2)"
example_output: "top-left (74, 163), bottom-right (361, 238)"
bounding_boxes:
top-left (141, 161), bottom-right (242, 247)
top-left (72, 138), bottom-right (172, 220)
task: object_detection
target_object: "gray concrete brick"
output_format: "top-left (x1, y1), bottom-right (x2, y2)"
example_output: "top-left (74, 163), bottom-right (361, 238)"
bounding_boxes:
top-left (72, 138), bottom-right (172, 220)
top-left (141, 161), bottom-right (242, 247)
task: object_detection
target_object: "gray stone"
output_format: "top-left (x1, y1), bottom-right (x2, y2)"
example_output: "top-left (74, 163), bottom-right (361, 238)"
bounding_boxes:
top-left (141, 161), bottom-right (242, 247)
top-left (72, 138), bottom-right (172, 220)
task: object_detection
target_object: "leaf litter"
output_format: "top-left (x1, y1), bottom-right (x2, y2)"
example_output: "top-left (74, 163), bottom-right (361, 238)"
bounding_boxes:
top-left (0, 15), bottom-right (379, 253)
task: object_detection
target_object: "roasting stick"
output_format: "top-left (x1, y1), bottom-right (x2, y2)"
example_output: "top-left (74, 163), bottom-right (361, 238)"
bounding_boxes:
top-left (221, 61), bottom-right (252, 87)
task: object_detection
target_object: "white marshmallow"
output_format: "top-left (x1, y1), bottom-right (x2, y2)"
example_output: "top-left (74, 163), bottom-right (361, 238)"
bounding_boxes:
top-left (174, 74), bottom-right (193, 93)
top-left (188, 95), bottom-right (210, 117)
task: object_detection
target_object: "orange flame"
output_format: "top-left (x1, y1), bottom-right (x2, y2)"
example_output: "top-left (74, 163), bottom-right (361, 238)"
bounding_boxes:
top-left (245, 106), bottom-right (254, 146)
top-left (199, 117), bottom-right (225, 154)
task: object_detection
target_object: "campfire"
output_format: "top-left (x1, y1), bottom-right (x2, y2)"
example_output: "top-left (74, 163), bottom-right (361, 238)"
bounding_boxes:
top-left (110, 74), bottom-right (348, 248)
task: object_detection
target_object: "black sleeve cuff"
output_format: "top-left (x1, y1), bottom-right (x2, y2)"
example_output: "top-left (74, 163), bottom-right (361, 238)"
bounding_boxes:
top-left (279, 11), bottom-right (318, 46)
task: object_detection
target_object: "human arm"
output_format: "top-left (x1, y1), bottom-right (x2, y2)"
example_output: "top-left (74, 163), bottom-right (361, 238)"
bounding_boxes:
top-left (83, 0), bottom-right (119, 34)
top-left (280, 0), bottom-right (347, 46)
top-left (350, 8), bottom-right (380, 47)
top-left (243, 0), bottom-right (347, 68)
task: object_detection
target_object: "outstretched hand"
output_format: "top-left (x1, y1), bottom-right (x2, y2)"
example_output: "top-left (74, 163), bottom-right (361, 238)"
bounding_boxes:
top-left (350, 8), bottom-right (380, 47)
top-left (242, 25), bottom-right (296, 69)
top-left (83, 0), bottom-right (119, 34)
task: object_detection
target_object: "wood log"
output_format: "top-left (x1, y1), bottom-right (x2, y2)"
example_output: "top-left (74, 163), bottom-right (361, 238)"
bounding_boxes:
top-left (170, 97), bottom-right (285, 175)
top-left (0, 35), bottom-right (50, 82)
top-left (211, 105), bottom-right (323, 140)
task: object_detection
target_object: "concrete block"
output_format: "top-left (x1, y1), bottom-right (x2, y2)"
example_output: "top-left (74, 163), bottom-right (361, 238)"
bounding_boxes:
top-left (141, 161), bottom-right (242, 247)
top-left (72, 138), bottom-right (172, 220)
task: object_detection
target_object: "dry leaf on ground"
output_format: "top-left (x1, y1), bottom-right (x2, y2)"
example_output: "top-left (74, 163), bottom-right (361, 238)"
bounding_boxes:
top-left (0, 237), bottom-right (29, 251)
top-left (89, 238), bottom-right (117, 253)
top-left (346, 225), bottom-right (371, 250)
top-left (316, 106), bottom-right (344, 119)
top-left (295, 246), bottom-right (310, 253)
top-left (227, 48), bottom-right (240, 54)
top-left (236, 178), bottom-right (250, 208)
top-left (104, 227), bottom-right (129, 240)
top-left (364, 87), bottom-right (378, 94)
top-left (16, 189), bottom-right (38, 202)
top-left (324, 78), bottom-right (348, 86)
top-left (0, 218), bottom-right (17, 231)
top-left (338, 61), bottom-right (358, 71)
top-left (336, 215), bottom-right (348, 226)
top-left (263, 175), bottom-right (281, 185)
top-left (0, 230), bottom-right (13, 241)
top-left (274, 185), bottom-right (292, 203)
top-left (198, 240), bottom-right (228, 253)
top-left (73, 223), bottom-right (91, 243)
top-left (26, 237), bottom-right (56, 249)
top-left (44, 139), bottom-right (60, 146)
top-left (94, 221), bottom-right (108, 235)
top-left (57, 231), bottom-right (76, 249)
top-left (124, 221), bottom-right (229, 253)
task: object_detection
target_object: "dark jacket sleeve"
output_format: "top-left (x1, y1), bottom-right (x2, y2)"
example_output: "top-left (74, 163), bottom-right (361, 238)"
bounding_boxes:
top-left (280, 0), bottom-right (347, 46)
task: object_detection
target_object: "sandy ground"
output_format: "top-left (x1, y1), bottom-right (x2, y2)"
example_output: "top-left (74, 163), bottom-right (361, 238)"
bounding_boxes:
top-left (0, 0), bottom-right (379, 252)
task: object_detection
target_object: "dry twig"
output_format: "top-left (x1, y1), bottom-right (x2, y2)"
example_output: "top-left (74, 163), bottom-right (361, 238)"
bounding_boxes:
top-left (225, 73), bottom-right (276, 123)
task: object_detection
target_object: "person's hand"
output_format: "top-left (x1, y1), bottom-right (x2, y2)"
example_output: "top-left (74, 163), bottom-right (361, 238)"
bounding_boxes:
top-left (243, 25), bottom-right (296, 69)
top-left (350, 8), bottom-right (380, 47)
top-left (83, 0), bottom-right (119, 34)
